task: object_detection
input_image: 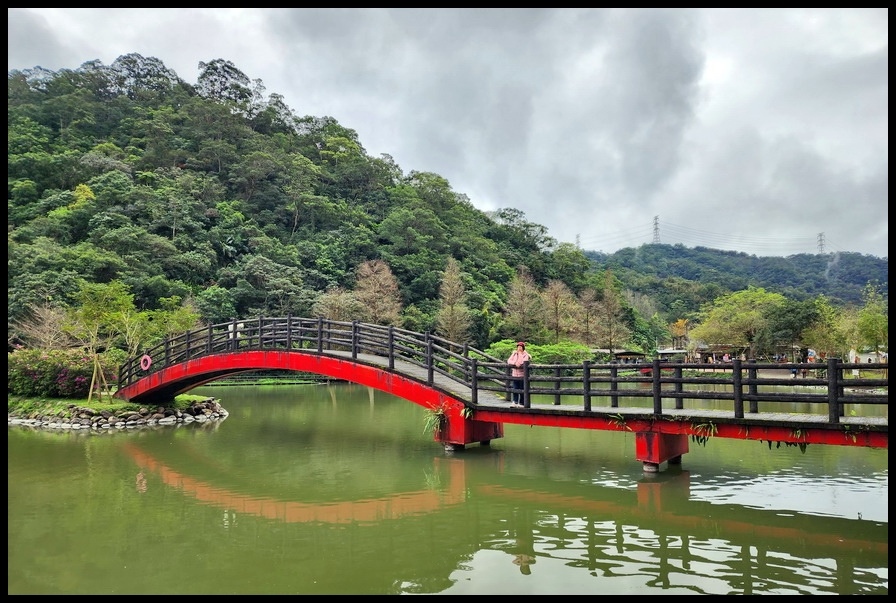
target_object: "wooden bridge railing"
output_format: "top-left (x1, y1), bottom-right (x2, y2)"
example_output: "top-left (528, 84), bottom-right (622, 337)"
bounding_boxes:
top-left (119, 317), bottom-right (888, 425)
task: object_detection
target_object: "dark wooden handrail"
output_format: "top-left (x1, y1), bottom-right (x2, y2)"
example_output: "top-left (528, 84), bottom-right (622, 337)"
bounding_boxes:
top-left (119, 316), bottom-right (888, 426)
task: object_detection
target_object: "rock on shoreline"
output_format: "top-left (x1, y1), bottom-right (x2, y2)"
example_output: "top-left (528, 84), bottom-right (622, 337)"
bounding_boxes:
top-left (7, 398), bottom-right (228, 432)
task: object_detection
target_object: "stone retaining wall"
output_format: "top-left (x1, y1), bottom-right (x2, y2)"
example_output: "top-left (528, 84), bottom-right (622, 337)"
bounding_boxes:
top-left (7, 398), bottom-right (228, 431)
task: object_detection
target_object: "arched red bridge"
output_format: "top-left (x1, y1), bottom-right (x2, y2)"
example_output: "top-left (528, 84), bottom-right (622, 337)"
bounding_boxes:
top-left (116, 317), bottom-right (888, 472)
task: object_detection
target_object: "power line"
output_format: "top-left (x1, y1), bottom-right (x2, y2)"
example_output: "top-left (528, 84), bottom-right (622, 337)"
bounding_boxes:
top-left (576, 224), bottom-right (655, 251)
top-left (577, 219), bottom-right (833, 256)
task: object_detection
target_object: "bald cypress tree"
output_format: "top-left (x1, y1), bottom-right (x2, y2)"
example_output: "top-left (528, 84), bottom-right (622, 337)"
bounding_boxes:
top-left (435, 257), bottom-right (473, 344)
top-left (353, 259), bottom-right (402, 326)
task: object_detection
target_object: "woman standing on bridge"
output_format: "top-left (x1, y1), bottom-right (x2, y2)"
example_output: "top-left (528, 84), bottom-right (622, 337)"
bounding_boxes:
top-left (508, 341), bottom-right (531, 406)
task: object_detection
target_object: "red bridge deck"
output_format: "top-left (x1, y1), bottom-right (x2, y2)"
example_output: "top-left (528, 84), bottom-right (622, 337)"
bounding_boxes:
top-left (115, 318), bottom-right (888, 472)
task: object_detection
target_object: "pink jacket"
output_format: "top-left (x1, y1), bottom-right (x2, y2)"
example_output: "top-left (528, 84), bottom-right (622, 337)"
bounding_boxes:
top-left (508, 350), bottom-right (531, 378)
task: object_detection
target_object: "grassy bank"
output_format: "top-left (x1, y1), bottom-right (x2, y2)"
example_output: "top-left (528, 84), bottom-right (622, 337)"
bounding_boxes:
top-left (8, 393), bottom-right (209, 420)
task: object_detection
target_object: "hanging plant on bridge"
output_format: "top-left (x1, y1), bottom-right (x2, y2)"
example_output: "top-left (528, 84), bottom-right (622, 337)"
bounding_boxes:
top-left (422, 402), bottom-right (472, 435)
top-left (423, 403), bottom-right (449, 435)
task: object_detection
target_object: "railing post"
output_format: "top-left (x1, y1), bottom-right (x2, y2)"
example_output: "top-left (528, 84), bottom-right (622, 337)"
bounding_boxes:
top-left (522, 361), bottom-right (531, 408)
top-left (747, 359), bottom-right (758, 413)
top-left (610, 362), bottom-right (619, 408)
top-left (553, 366), bottom-right (562, 406)
top-left (583, 360), bottom-right (591, 412)
top-left (298, 317), bottom-right (306, 350)
top-left (388, 327), bottom-right (395, 370)
top-left (229, 318), bottom-right (239, 351)
top-left (505, 365), bottom-right (513, 402)
top-left (673, 365), bottom-right (684, 409)
top-left (828, 357), bottom-right (841, 423)
top-left (426, 333), bottom-right (434, 385)
top-left (286, 314), bottom-right (293, 350)
top-left (652, 359), bottom-right (663, 414)
top-left (317, 318), bottom-right (324, 354)
top-left (207, 323), bottom-right (214, 354)
top-left (470, 358), bottom-right (479, 404)
top-left (732, 359), bottom-right (744, 418)
top-left (352, 320), bottom-right (359, 360)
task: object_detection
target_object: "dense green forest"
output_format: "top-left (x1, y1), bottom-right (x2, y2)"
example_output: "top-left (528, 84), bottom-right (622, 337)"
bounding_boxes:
top-left (586, 244), bottom-right (887, 309)
top-left (8, 54), bottom-right (888, 359)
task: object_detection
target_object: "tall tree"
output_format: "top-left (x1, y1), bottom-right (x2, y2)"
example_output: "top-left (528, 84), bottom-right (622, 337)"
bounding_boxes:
top-left (800, 296), bottom-right (845, 360)
top-left (196, 59), bottom-right (253, 106)
top-left (594, 270), bottom-right (630, 354)
top-left (377, 202), bottom-right (449, 305)
top-left (576, 288), bottom-right (601, 346)
top-left (282, 154), bottom-right (324, 238)
top-left (502, 266), bottom-right (544, 343)
top-left (541, 279), bottom-right (580, 344)
top-left (670, 318), bottom-right (689, 349)
top-left (546, 242), bottom-right (590, 292)
top-left (435, 257), bottom-right (473, 344)
top-left (353, 259), bottom-right (402, 326)
top-left (311, 287), bottom-right (365, 322)
top-left (689, 286), bottom-right (788, 359)
top-left (857, 283), bottom-right (888, 359)
top-left (10, 302), bottom-right (75, 350)
top-left (64, 280), bottom-right (135, 401)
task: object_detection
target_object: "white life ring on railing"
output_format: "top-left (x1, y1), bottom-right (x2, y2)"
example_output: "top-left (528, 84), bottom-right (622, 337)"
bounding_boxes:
top-left (140, 354), bottom-right (152, 371)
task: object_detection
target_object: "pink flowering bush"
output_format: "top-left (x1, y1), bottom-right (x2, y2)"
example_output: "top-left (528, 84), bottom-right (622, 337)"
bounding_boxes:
top-left (7, 348), bottom-right (119, 398)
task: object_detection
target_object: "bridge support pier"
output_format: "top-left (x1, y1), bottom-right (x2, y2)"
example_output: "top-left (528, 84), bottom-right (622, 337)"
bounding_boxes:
top-left (635, 432), bottom-right (689, 473)
top-left (437, 415), bottom-right (504, 450)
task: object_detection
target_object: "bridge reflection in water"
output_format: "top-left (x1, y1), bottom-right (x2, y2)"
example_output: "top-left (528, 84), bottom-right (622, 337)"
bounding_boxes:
top-left (116, 317), bottom-right (888, 472)
top-left (9, 381), bottom-right (886, 595)
top-left (122, 440), bottom-right (886, 595)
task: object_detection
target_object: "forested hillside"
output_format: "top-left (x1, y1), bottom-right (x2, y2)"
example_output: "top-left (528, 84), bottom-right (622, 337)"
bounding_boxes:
top-left (588, 244), bottom-right (887, 310)
top-left (8, 54), bottom-right (887, 356)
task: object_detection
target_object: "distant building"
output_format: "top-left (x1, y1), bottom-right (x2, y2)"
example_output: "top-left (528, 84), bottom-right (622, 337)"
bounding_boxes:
top-left (656, 348), bottom-right (689, 360)
top-left (614, 350), bottom-right (646, 364)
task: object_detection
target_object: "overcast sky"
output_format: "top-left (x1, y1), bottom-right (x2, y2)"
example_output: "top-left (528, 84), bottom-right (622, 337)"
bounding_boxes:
top-left (8, 8), bottom-right (888, 258)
